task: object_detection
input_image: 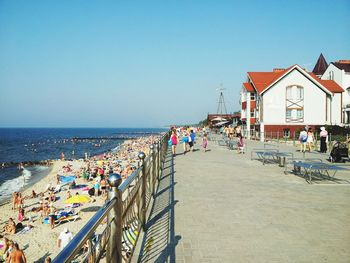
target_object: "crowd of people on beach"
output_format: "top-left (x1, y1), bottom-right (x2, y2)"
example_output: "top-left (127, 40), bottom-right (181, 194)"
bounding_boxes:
top-left (0, 134), bottom-right (162, 262)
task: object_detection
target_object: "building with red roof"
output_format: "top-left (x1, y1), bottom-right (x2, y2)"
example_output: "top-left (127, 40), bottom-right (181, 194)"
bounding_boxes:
top-left (321, 59), bottom-right (350, 125)
top-left (241, 64), bottom-right (344, 139)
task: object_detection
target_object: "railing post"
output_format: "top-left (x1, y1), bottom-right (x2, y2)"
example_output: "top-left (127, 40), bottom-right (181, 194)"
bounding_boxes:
top-left (150, 144), bottom-right (156, 197)
top-left (293, 131), bottom-right (296, 147)
top-left (107, 173), bottom-right (122, 263)
top-left (157, 141), bottom-right (161, 180)
top-left (138, 152), bottom-right (147, 230)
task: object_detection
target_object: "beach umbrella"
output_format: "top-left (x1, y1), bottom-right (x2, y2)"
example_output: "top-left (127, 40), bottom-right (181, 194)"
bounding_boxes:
top-left (65, 195), bottom-right (91, 204)
top-left (96, 160), bottom-right (104, 166)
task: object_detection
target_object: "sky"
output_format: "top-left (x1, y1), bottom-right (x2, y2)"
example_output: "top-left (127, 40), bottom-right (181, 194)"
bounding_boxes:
top-left (0, 0), bottom-right (349, 128)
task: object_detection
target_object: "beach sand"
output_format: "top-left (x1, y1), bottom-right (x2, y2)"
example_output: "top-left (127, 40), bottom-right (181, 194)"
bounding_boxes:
top-left (0, 134), bottom-right (162, 262)
top-left (0, 159), bottom-right (105, 262)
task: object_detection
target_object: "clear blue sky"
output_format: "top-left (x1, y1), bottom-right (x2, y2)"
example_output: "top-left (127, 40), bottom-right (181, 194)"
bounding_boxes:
top-left (0, 0), bottom-right (349, 128)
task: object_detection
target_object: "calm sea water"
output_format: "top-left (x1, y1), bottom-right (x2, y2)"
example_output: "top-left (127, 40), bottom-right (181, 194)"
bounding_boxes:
top-left (0, 128), bottom-right (165, 203)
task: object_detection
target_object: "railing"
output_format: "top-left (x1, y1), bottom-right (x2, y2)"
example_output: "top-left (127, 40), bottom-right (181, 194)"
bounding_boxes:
top-left (52, 132), bottom-right (170, 263)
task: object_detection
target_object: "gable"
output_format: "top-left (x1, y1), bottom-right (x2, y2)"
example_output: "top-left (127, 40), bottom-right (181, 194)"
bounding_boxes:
top-left (248, 65), bottom-right (342, 96)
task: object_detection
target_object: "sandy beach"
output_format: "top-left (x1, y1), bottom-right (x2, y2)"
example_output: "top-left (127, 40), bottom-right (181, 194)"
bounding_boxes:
top-left (0, 135), bottom-right (161, 262)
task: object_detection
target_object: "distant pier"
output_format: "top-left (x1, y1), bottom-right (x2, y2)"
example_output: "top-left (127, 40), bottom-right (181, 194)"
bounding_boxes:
top-left (72, 136), bottom-right (136, 141)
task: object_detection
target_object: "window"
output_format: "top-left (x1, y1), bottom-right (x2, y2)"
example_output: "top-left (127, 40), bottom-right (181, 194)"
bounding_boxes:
top-left (329, 71), bottom-right (334, 80)
top-left (296, 86), bottom-right (303, 100)
top-left (286, 86), bottom-right (293, 100)
top-left (250, 93), bottom-right (255, 101)
top-left (286, 85), bottom-right (304, 122)
top-left (347, 87), bottom-right (350, 96)
top-left (250, 109), bottom-right (255, 117)
top-left (296, 109), bottom-right (303, 118)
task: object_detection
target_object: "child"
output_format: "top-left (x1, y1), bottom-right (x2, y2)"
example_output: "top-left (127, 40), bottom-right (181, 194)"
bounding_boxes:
top-left (237, 134), bottom-right (245, 154)
top-left (202, 133), bottom-right (208, 152)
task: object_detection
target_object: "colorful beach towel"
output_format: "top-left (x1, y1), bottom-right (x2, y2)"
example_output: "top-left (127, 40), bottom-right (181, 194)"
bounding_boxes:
top-left (60, 175), bottom-right (76, 184)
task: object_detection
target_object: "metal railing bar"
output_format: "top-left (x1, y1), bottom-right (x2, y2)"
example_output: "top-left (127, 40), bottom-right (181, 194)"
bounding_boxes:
top-left (119, 167), bottom-right (142, 193)
top-left (52, 198), bottom-right (117, 263)
top-left (52, 131), bottom-right (170, 263)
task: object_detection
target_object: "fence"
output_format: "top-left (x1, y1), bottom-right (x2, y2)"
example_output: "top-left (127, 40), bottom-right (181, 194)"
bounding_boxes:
top-left (242, 130), bottom-right (350, 151)
top-left (52, 132), bottom-right (170, 263)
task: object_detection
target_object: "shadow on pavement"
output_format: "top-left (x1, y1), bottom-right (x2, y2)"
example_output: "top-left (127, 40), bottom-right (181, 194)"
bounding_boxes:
top-left (136, 149), bottom-right (180, 263)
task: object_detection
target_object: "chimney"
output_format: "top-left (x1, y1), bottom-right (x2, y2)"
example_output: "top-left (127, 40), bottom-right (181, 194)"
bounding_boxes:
top-left (273, 68), bottom-right (285, 72)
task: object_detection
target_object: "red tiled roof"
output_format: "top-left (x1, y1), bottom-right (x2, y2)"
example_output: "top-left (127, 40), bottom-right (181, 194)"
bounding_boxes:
top-left (247, 70), bottom-right (287, 94)
top-left (247, 65), bottom-right (344, 94)
top-left (243, 82), bottom-right (255, 92)
top-left (308, 72), bottom-right (344, 93)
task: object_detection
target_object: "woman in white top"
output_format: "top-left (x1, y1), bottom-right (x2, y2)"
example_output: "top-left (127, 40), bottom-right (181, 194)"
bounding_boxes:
top-left (307, 128), bottom-right (315, 152)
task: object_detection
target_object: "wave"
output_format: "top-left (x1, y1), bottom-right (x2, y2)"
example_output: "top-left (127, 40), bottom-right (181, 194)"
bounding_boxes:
top-left (22, 168), bottom-right (32, 179)
top-left (0, 174), bottom-right (26, 202)
top-left (33, 166), bottom-right (49, 172)
top-left (0, 166), bottom-right (49, 204)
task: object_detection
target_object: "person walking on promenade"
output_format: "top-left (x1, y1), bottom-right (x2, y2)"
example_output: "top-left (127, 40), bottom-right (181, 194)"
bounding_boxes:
top-left (7, 242), bottom-right (27, 263)
top-left (319, 127), bottom-right (328, 153)
top-left (299, 128), bottom-right (308, 152)
top-left (189, 130), bottom-right (195, 152)
top-left (170, 130), bottom-right (178, 157)
top-left (307, 128), bottom-right (315, 152)
top-left (202, 132), bottom-right (208, 152)
top-left (181, 130), bottom-right (189, 154)
top-left (235, 125), bottom-right (242, 138)
top-left (237, 134), bottom-right (245, 154)
top-left (228, 126), bottom-right (234, 139)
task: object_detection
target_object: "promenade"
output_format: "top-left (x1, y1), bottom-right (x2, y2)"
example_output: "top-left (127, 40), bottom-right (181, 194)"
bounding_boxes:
top-left (133, 136), bottom-right (350, 263)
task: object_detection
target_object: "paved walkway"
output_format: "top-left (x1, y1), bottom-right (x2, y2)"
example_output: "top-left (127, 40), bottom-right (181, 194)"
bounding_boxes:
top-left (133, 136), bottom-right (350, 263)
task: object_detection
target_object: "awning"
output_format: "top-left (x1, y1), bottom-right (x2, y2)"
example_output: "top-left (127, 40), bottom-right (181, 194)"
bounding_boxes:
top-left (211, 117), bottom-right (227, 122)
top-left (214, 121), bottom-right (229, 126)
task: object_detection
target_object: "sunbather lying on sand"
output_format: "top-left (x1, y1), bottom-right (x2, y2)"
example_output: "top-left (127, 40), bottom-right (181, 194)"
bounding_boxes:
top-left (2, 218), bottom-right (16, 234)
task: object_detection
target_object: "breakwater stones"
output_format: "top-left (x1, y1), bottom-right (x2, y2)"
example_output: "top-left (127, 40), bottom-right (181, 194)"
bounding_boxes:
top-left (1, 160), bottom-right (54, 168)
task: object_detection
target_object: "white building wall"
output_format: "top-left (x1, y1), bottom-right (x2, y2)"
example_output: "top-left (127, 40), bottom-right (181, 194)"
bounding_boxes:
top-left (322, 64), bottom-right (343, 83)
top-left (322, 63), bottom-right (350, 123)
top-left (246, 92), bottom-right (251, 139)
top-left (263, 68), bottom-right (329, 125)
top-left (331, 93), bottom-right (342, 124)
top-left (343, 74), bottom-right (350, 106)
top-left (240, 88), bottom-right (247, 120)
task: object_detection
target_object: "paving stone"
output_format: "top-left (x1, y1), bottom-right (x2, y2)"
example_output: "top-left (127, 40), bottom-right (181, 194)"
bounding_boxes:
top-left (132, 136), bottom-right (350, 263)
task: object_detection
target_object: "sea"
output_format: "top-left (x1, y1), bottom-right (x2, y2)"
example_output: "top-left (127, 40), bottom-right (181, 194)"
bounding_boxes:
top-left (0, 128), bottom-right (166, 203)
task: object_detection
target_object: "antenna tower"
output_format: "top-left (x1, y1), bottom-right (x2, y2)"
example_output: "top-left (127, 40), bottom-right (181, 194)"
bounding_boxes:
top-left (216, 85), bottom-right (227, 114)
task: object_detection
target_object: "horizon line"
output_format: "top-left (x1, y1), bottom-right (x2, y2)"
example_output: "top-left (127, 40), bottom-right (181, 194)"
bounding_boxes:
top-left (0, 126), bottom-right (169, 129)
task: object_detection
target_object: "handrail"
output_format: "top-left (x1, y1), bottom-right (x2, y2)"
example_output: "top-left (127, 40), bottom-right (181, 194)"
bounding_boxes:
top-left (53, 198), bottom-right (117, 262)
top-left (119, 166), bottom-right (142, 193)
top-left (52, 131), bottom-right (170, 263)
